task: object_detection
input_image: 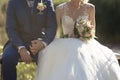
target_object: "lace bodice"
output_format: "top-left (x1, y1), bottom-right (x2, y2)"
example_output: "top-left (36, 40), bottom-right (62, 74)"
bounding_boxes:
top-left (56, 2), bottom-right (95, 37)
top-left (62, 15), bottom-right (89, 36)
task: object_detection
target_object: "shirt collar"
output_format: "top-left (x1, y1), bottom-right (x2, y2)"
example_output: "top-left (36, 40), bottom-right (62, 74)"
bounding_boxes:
top-left (26, 0), bottom-right (34, 7)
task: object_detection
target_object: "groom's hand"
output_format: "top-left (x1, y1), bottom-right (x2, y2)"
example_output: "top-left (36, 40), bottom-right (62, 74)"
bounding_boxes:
top-left (18, 47), bottom-right (32, 64)
top-left (30, 40), bottom-right (45, 55)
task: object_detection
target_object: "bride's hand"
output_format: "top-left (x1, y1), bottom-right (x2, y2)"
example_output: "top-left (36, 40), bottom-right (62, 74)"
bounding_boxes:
top-left (70, 33), bottom-right (79, 38)
top-left (30, 40), bottom-right (45, 55)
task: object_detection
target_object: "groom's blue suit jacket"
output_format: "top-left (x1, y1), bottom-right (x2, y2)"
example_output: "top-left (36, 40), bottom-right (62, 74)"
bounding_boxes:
top-left (5, 0), bottom-right (57, 48)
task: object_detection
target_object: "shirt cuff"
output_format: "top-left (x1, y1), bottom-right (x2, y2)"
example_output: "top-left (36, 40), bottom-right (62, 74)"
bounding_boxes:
top-left (38, 38), bottom-right (47, 47)
top-left (18, 46), bottom-right (25, 52)
top-left (41, 41), bottom-right (47, 47)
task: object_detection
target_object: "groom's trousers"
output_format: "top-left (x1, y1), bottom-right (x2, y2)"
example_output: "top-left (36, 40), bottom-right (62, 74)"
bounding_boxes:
top-left (2, 43), bottom-right (37, 80)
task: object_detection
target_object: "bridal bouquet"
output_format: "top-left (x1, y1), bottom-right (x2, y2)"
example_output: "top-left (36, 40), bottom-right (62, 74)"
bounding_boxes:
top-left (74, 19), bottom-right (96, 41)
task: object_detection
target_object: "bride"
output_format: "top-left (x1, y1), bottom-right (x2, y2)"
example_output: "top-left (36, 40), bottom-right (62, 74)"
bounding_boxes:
top-left (35, 0), bottom-right (120, 80)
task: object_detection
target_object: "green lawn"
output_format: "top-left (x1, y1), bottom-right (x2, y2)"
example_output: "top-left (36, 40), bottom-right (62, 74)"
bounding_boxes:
top-left (0, 0), bottom-right (7, 5)
top-left (53, 0), bottom-right (67, 4)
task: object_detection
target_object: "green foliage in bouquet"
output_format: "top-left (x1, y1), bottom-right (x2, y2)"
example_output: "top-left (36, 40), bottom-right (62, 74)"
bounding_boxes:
top-left (73, 21), bottom-right (80, 38)
top-left (74, 19), bottom-right (96, 41)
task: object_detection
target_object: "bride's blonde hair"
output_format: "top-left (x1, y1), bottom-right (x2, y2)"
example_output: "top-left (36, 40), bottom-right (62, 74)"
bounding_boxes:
top-left (81, 0), bottom-right (89, 3)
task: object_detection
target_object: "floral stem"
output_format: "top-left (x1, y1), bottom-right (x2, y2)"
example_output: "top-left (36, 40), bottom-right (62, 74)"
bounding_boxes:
top-left (73, 21), bottom-right (80, 38)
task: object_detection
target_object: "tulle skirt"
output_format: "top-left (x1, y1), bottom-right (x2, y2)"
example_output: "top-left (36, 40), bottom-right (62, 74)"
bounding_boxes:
top-left (35, 38), bottom-right (120, 80)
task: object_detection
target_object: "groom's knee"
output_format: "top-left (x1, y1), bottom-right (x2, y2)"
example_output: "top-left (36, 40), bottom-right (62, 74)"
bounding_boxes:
top-left (2, 44), bottom-right (19, 65)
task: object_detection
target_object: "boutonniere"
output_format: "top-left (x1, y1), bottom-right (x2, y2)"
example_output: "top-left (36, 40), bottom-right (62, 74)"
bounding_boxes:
top-left (37, 0), bottom-right (46, 14)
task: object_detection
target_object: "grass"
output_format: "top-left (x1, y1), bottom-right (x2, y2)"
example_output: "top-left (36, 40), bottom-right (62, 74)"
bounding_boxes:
top-left (53, 0), bottom-right (67, 4)
top-left (0, 26), bottom-right (7, 46)
top-left (0, 46), bottom-right (3, 53)
top-left (0, 0), bottom-right (7, 4)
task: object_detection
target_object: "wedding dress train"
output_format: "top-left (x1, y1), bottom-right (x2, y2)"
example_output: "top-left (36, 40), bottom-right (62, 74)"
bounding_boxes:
top-left (35, 10), bottom-right (120, 80)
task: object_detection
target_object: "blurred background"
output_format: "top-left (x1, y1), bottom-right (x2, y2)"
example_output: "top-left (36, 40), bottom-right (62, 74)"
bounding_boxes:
top-left (0, 0), bottom-right (120, 80)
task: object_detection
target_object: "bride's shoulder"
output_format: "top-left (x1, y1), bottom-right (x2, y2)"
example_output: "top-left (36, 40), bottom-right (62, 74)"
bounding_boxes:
top-left (56, 2), bottom-right (67, 10)
top-left (84, 3), bottom-right (95, 9)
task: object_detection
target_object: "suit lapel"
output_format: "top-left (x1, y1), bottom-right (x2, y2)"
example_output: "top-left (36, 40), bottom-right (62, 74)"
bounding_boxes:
top-left (32, 0), bottom-right (38, 15)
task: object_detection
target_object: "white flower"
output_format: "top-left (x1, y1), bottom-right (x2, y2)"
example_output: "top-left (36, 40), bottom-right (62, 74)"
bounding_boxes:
top-left (75, 19), bottom-right (96, 41)
top-left (37, 2), bottom-right (46, 11)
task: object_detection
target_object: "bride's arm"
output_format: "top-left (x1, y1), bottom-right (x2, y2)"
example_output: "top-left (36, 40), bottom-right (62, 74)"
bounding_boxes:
top-left (89, 4), bottom-right (96, 34)
top-left (55, 5), bottom-right (63, 38)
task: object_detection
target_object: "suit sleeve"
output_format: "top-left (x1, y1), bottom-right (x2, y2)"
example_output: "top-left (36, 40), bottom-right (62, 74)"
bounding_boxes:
top-left (42, 0), bottom-right (57, 45)
top-left (6, 0), bottom-right (24, 47)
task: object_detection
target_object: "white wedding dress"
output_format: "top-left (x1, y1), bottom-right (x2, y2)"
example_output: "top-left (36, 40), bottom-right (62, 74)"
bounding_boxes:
top-left (35, 15), bottom-right (120, 80)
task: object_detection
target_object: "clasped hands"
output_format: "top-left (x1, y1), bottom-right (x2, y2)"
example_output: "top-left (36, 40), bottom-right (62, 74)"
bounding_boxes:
top-left (18, 40), bottom-right (45, 64)
top-left (30, 40), bottom-right (45, 55)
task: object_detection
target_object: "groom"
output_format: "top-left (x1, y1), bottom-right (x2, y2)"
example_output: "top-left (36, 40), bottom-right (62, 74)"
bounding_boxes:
top-left (2, 0), bottom-right (57, 80)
